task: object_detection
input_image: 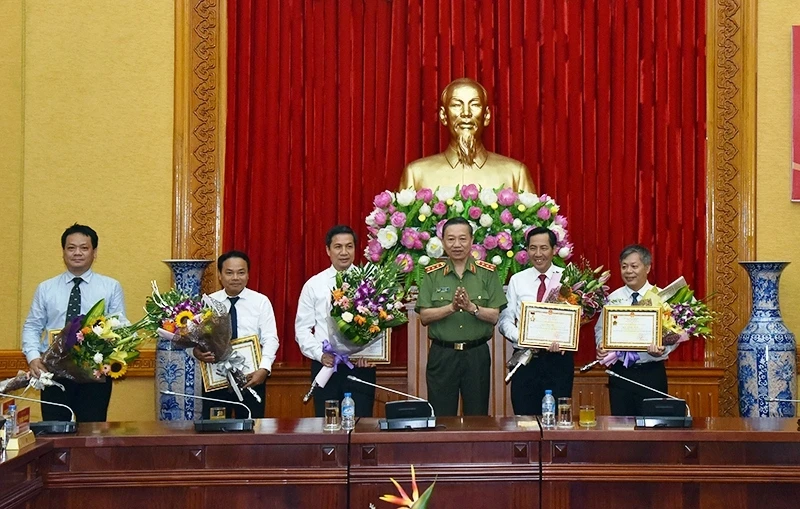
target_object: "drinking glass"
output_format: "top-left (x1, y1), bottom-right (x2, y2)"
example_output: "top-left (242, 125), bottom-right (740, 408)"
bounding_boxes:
top-left (324, 400), bottom-right (341, 431)
top-left (557, 397), bottom-right (573, 428)
top-left (579, 404), bottom-right (597, 427)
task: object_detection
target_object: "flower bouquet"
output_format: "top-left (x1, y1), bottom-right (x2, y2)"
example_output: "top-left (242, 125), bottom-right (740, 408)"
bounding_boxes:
top-left (365, 185), bottom-right (573, 289)
top-left (144, 282), bottom-right (258, 402)
top-left (371, 465), bottom-right (435, 509)
top-left (303, 262), bottom-right (408, 402)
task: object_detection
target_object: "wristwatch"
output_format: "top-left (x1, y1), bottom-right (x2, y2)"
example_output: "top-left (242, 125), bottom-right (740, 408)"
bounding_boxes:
top-left (472, 305), bottom-right (480, 316)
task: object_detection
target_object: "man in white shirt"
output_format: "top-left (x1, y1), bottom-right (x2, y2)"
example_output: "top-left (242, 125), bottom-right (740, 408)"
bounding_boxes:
top-left (22, 224), bottom-right (126, 422)
top-left (194, 251), bottom-right (279, 419)
top-left (295, 225), bottom-right (376, 417)
top-left (499, 227), bottom-right (573, 415)
top-left (594, 244), bottom-right (678, 416)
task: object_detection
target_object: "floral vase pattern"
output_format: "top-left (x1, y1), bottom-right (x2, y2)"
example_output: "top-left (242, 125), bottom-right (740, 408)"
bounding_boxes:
top-left (738, 262), bottom-right (796, 418)
top-left (156, 259), bottom-right (212, 421)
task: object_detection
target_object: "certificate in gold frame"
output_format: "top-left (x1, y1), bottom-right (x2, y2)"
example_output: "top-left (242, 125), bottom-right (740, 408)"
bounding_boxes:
top-left (349, 329), bottom-right (392, 364)
top-left (602, 306), bottom-right (663, 351)
top-left (517, 301), bottom-right (581, 351)
top-left (201, 335), bottom-right (262, 392)
top-left (47, 329), bottom-right (61, 344)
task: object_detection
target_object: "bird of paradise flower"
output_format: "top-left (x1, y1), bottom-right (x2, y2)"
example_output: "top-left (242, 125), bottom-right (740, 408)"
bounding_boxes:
top-left (374, 465), bottom-right (435, 509)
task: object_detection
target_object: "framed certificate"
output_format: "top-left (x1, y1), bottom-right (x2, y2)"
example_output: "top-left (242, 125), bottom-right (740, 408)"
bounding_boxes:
top-left (517, 301), bottom-right (581, 351)
top-left (349, 329), bottom-right (392, 364)
top-left (201, 335), bottom-right (262, 392)
top-left (602, 306), bottom-right (663, 351)
top-left (47, 329), bottom-right (62, 344)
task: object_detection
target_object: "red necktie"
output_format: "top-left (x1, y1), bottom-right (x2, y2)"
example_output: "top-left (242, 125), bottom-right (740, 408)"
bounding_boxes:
top-left (536, 273), bottom-right (547, 302)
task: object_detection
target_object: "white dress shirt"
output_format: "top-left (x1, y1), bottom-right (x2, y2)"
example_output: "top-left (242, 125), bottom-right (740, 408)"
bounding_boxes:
top-left (499, 264), bottom-right (563, 344)
top-left (209, 287), bottom-right (279, 373)
top-left (22, 269), bottom-right (127, 363)
top-left (295, 265), bottom-right (341, 363)
top-left (594, 282), bottom-right (678, 363)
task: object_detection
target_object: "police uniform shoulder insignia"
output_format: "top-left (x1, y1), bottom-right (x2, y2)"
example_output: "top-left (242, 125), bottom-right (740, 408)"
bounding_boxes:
top-left (475, 260), bottom-right (496, 272)
top-left (425, 261), bottom-right (447, 273)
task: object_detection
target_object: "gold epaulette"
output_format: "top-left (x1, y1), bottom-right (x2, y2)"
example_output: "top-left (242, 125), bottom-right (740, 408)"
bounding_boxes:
top-left (475, 260), bottom-right (496, 272)
top-left (425, 261), bottom-right (447, 273)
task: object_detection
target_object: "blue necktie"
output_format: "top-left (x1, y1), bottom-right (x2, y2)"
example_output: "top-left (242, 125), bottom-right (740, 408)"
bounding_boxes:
top-left (229, 296), bottom-right (240, 339)
top-left (65, 277), bottom-right (83, 324)
top-left (631, 292), bottom-right (640, 305)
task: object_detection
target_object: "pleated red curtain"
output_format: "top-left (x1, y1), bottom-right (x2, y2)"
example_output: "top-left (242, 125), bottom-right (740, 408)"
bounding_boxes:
top-left (224, 0), bottom-right (706, 365)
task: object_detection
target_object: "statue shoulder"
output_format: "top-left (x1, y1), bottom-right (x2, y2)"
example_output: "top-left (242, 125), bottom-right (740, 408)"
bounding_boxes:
top-left (475, 260), bottom-right (496, 272)
top-left (485, 151), bottom-right (525, 169)
top-left (405, 153), bottom-right (448, 171)
top-left (425, 261), bottom-right (447, 274)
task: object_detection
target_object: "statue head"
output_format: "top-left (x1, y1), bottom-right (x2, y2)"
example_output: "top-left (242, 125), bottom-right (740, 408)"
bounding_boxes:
top-left (439, 78), bottom-right (491, 167)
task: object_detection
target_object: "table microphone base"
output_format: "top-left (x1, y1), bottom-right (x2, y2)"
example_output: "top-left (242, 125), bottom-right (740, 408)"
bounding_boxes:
top-left (635, 416), bottom-right (693, 429)
top-left (379, 417), bottom-right (437, 431)
top-left (30, 421), bottom-right (77, 435)
top-left (194, 419), bottom-right (255, 432)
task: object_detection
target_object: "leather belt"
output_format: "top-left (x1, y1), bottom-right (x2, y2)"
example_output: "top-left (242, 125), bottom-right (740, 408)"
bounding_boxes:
top-left (430, 338), bottom-right (490, 351)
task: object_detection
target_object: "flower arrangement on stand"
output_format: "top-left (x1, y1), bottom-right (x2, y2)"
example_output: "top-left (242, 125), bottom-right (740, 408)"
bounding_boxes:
top-left (365, 185), bottom-right (573, 288)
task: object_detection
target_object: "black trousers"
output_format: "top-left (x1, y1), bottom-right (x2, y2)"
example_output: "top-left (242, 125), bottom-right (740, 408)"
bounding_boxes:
top-left (311, 361), bottom-right (376, 417)
top-left (202, 382), bottom-right (266, 419)
top-left (41, 377), bottom-right (112, 422)
top-left (510, 350), bottom-right (574, 416)
top-left (426, 342), bottom-right (491, 417)
top-left (608, 361), bottom-right (668, 416)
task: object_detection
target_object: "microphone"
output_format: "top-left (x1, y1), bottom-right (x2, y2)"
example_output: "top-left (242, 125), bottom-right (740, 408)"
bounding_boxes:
top-left (579, 359), bottom-right (601, 373)
top-left (346, 375), bottom-right (436, 430)
top-left (604, 369), bottom-right (692, 428)
top-left (160, 390), bottom-right (254, 432)
top-left (0, 391), bottom-right (77, 435)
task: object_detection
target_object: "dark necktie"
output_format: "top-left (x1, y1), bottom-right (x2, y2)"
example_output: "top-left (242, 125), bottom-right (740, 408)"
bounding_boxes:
top-left (229, 296), bottom-right (240, 339)
top-left (536, 274), bottom-right (547, 302)
top-left (631, 292), bottom-right (640, 305)
top-left (65, 277), bottom-right (83, 324)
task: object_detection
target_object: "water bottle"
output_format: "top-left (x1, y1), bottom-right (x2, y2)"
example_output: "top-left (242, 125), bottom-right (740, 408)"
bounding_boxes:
top-left (541, 390), bottom-right (556, 428)
top-left (341, 392), bottom-right (356, 431)
top-left (5, 405), bottom-right (16, 438)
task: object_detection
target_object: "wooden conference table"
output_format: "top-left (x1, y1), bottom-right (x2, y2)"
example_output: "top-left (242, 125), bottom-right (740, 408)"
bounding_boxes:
top-left (3, 416), bottom-right (800, 508)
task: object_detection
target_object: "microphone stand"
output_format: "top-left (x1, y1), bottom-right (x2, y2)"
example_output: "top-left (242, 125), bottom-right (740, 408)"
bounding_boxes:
top-left (0, 391), bottom-right (77, 435)
top-left (346, 375), bottom-right (437, 430)
top-left (604, 369), bottom-right (692, 428)
top-left (161, 390), bottom-right (254, 432)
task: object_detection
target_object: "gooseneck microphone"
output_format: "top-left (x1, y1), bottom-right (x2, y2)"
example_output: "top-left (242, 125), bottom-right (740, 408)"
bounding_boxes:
top-left (0, 391), bottom-right (76, 423)
top-left (160, 389), bottom-right (252, 419)
top-left (346, 375), bottom-right (437, 430)
top-left (160, 390), bottom-right (255, 432)
top-left (0, 390), bottom-right (77, 434)
top-left (346, 375), bottom-right (435, 418)
top-left (605, 369), bottom-right (693, 424)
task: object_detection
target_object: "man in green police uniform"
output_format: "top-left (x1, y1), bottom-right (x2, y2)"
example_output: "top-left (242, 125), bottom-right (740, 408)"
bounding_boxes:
top-left (416, 217), bottom-right (507, 416)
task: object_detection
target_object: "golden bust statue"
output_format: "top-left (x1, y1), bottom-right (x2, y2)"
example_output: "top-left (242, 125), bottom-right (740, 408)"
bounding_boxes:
top-left (399, 78), bottom-right (535, 193)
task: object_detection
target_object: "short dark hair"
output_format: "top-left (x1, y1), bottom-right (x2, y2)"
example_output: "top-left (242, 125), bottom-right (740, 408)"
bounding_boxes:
top-left (619, 244), bottom-right (652, 266)
top-left (526, 226), bottom-right (556, 248)
top-left (326, 225), bottom-right (357, 247)
top-left (61, 224), bottom-right (98, 249)
top-left (217, 250), bottom-right (250, 272)
top-left (441, 217), bottom-right (473, 238)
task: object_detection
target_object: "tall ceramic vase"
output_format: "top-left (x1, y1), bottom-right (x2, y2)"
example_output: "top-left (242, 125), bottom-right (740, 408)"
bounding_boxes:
top-left (738, 262), bottom-right (796, 417)
top-left (156, 259), bottom-right (212, 421)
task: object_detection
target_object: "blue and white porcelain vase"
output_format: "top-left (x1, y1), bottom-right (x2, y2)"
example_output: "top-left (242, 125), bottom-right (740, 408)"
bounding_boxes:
top-left (156, 259), bottom-right (212, 421)
top-left (738, 261), bottom-right (796, 418)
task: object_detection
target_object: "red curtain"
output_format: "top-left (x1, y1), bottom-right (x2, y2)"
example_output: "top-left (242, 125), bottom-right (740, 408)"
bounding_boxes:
top-left (224, 0), bottom-right (706, 366)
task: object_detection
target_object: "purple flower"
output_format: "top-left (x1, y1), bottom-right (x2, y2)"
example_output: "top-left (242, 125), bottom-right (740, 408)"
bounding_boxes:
top-left (436, 219), bottom-right (448, 239)
top-left (468, 206), bottom-right (482, 220)
top-left (374, 209), bottom-right (387, 226)
top-left (374, 191), bottom-right (393, 208)
top-left (401, 229), bottom-right (417, 249)
top-left (395, 253), bottom-right (414, 273)
top-left (432, 201), bottom-right (447, 216)
top-left (497, 231), bottom-right (513, 250)
top-left (460, 184), bottom-right (479, 200)
top-left (390, 211), bottom-right (407, 228)
top-left (500, 208), bottom-right (514, 225)
top-left (388, 204), bottom-right (397, 214)
top-left (471, 244), bottom-right (487, 261)
top-left (483, 235), bottom-right (498, 250)
top-left (554, 214), bottom-right (568, 228)
top-left (416, 188), bottom-right (434, 203)
top-left (62, 315), bottom-right (84, 350)
top-left (537, 207), bottom-right (552, 220)
top-left (497, 188), bottom-right (518, 206)
top-left (515, 250), bottom-right (529, 265)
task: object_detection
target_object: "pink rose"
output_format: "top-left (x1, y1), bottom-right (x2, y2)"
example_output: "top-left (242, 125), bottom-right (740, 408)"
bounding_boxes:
top-left (483, 235), bottom-right (498, 250)
top-left (401, 229), bottom-right (417, 249)
top-left (537, 207), bottom-right (552, 220)
top-left (497, 231), bottom-right (513, 250)
top-left (419, 231), bottom-right (431, 241)
top-left (432, 201), bottom-right (447, 216)
top-left (468, 206), bottom-right (482, 220)
top-left (374, 191), bottom-right (393, 208)
top-left (416, 188), bottom-right (434, 203)
top-left (514, 250), bottom-right (529, 265)
top-left (460, 184), bottom-right (479, 200)
top-left (471, 244), bottom-right (487, 261)
top-left (390, 211), bottom-right (407, 228)
top-left (374, 209), bottom-right (387, 226)
top-left (497, 188), bottom-right (518, 206)
top-left (413, 239), bottom-right (423, 249)
top-left (500, 209), bottom-right (514, 225)
top-left (395, 253), bottom-right (414, 273)
top-left (388, 204), bottom-right (397, 214)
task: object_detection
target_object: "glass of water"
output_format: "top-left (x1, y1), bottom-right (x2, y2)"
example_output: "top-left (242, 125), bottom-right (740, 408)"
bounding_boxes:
top-left (557, 397), bottom-right (573, 428)
top-left (324, 400), bottom-right (341, 431)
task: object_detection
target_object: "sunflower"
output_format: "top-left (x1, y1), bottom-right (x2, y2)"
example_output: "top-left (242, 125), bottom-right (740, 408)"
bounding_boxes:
top-left (175, 310), bottom-right (195, 328)
top-left (379, 465), bottom-right (435, 509)
top-left (108, 360), bottom-right (128, 379)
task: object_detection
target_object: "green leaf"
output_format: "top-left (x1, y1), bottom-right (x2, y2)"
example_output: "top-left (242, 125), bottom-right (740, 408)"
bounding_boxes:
top-left (83, 299), bottom-right (106, 326)
top-left (411, 482), bottom-right (436, 509)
